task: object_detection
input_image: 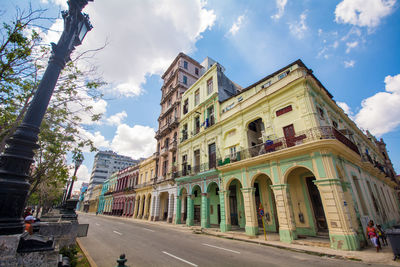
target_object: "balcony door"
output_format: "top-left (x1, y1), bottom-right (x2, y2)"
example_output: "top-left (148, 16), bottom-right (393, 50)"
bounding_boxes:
top-left (283, 124), bottom-right (296, 147)
top-left (208, 143), bottom-right (216, 169)
top-left (194, 149), bottom-right (200, 173)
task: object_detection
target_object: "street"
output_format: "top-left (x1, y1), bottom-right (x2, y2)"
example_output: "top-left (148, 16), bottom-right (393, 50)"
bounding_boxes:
top-left (77, 213), bottom-right (389, 267)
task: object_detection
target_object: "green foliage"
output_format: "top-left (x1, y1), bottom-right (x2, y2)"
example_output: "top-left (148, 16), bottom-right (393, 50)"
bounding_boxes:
top-left (60, 245), bottom-right (79, 267)
top-left (0, 8), bottom-right (107, 208)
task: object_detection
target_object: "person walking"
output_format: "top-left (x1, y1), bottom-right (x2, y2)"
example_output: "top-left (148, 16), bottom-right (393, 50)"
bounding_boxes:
top-left (366, 220), bottom-right (380, 252)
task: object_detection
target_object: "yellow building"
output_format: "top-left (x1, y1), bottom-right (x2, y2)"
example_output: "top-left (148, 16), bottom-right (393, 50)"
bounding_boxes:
top-left (88, 184), bottom-right (102, 213)
top-left (134, 155), bottom-right (156, 220)
top-left (175, 59), bottom-right (400, 251)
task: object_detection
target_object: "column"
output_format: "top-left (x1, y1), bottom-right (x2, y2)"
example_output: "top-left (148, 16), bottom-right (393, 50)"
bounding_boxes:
top-left (241, 187), bottom-right (259, 236)
top-left (219, 190), bottom-right (230, 232)
top-left (167, 193), bottom-right (174, 223)
top-left (138, 197), bottom-right (143, 219)
top-left (144, 196), bottom-right (150, 219)
top-left (175, 196), bottom-right (182, 224)
top-left (201, 193), bottom-right (210, 228)
top-left (186, 195), bottom-right (194, 226)
top-left (270, 184), bottom-right (297, 243)
top-left (314, 179), bottom-right (360, 250)
top-left (151, 195), bottom-right (158, 221)
top-left (133, 198), bottom-right (139, 218)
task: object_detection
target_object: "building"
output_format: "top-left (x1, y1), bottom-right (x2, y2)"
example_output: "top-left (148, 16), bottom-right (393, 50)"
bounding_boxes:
top-left (152, 53), bottom-right (204, 222)
top-left (97, 179), bottom-right (109, 214)
top-left (86, 150), bottom-right (138, 200)
top-left (174, 59), bottom-right (399, 251)
top-left (88, 184), bottom-right (102, 213)
top-left (111, 165), bottom-right (139, 216)
top-left (134, 155), bottom-right (156, 220)
top-left (76, 182), bottom-right (88, 211)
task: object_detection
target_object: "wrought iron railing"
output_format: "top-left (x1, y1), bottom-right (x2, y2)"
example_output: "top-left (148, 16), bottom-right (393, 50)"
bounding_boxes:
top-left (175, 161), bottom-right (217, 178)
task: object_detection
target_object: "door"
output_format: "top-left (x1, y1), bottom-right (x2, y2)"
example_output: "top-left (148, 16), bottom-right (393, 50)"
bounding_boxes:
top-left (306, 177), bottom-right (328, 232)
top-left (208, 143), bottom-right (216, 169)
top-left (194, 150), bottom-right (200, 172)
top-left (229, 185), bottom-right (238, 226)
top-left (194, 205), bottom-right (201, 222)
top-left (283, 124), bottom-right (296, 147)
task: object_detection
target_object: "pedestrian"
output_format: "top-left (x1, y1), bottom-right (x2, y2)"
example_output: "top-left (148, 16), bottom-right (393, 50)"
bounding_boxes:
top-left (366, 220), bottom-right (380, 252)
top-left (377, 224), bottom-right (388, 246)
top-left (24, 207), bottom-right (32, 218)
top-left (96, 211), bottom-right (98, 216)
top-left (24, 215), bottom-right (35, 235)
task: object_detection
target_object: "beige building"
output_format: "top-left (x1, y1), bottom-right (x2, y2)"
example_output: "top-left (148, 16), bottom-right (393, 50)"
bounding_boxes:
top-left (134, 155), bottom-right (156, 220)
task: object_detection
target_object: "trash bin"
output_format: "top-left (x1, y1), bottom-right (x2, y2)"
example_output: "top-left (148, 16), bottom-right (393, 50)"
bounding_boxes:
top-left (386, 228), bottom-right (400, 260)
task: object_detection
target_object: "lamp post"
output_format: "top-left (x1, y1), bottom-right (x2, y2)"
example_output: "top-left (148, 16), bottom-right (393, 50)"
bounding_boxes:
top-left (66, 155), bottom-right (83, 202)
top-left (0, 0), bottom-right (93, 235)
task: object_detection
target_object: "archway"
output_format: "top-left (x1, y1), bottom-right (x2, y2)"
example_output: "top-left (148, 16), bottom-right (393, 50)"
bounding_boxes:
top-left (207, 182), bottom-right (221, 226)
top-left (252, 174), bottom-right (278, 232)
top-left (145, 193), bottom-right (152, 219)
top-left (192, 185), bottom-right (202, 224)
top-left (226, 179), bottom-right (245, 229)
top-left (159, 192), bottom-right (170, 221)
top-left (179, 187), bottom-right (188, 224)
top-left (140, 195), bottom-right (145, 218)
top-left (287, 167), bottom-right (328, 236)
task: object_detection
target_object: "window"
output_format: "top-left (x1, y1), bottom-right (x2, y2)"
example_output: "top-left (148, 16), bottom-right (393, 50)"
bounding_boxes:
top-left (317, 107), bottom-right (325, 120)
top-left (182, 124), bottom-right (188, 141)
top-left (207, 78), bottom-right (213, 95)
top-left (230, 146), bottom-right (237, 159)
top-left (183, 75), bottom-right (188, 85)
top-left (183, 61), bottom-right (188, 69)
top-left (183, 99), bottom-right (188, 114)
top-left (278, 70), bottom-right (290, 80)
top-left (194, 116), bottom-right (200, 135)
top-left (206, 105), bottom-right (215, 127)
top-left (194, 89), bottom-right (200, 106)
top-left (332, 120), bottom-right (338, 128)
top-left (352, 176), bottom-right (368, 215)
top-left (195, 67), bottom-right (199, 75)
top-left (276, 105), bottom-right (292, 117)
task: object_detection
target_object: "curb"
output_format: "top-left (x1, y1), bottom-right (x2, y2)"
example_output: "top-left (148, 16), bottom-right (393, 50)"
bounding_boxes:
top-left (76, 237), bottom-right (98, 267)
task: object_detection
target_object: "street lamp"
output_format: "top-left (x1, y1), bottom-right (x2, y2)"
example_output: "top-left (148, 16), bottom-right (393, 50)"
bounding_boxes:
top-left (65, 155), bottom-right (83, 201)
top-left (0, 0), bottom-right (93, 235)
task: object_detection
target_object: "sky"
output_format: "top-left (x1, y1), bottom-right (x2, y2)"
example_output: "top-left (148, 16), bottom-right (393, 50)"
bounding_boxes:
top-left (2, 0), bottom-right (400, 191)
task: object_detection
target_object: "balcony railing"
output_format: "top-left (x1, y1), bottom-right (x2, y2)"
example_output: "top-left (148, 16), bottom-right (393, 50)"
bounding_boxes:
top-left (175, 161), bottom-right (217, 178)
top-left (156, 116), bottom-right (179, 138)
top-left (216, 126), bottom-right (360, 167)
top-left (361, 153), bottom-right (395, 179)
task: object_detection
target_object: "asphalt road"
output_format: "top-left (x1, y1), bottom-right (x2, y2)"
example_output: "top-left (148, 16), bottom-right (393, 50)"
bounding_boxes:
top-left (78, 213), bottom-right (388, 267)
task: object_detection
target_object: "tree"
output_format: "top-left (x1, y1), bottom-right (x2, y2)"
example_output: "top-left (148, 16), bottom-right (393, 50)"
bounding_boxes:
top-left (0, 8), bottom-right (107, 211)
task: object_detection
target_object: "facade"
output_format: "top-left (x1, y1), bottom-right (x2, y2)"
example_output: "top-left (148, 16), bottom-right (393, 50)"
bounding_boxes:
top-left (152, 53), bottom-right (204, 222)
top-left (88, 184), bottom-right (102, 213)
top-left (86, 150), bottom-right (138, 200)
top-left (97, 178), bottom-right (109, 214)
top-left (111, 165), bottom-right (139, 216)
top-left (103, 173), bottom-right (118, 215)
top-left (134, 155), bottom-right (156, 220)
top-left (76, 182), bottom-right (88, 211)
top-left (174, 59), bottom-right (400, 251)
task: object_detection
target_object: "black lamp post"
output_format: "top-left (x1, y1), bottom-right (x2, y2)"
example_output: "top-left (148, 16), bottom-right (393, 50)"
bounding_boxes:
top-left (0, 0), bottom-right (93, 235)
top-left (65, 156), bottom-right (83, 202)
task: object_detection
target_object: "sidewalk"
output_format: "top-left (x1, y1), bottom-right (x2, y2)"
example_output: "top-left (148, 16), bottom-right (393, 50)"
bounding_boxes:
top-left (79, 212), bottom-right (400, 266)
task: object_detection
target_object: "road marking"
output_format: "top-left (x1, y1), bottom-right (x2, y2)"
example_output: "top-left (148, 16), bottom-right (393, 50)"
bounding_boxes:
top-left (162, 251), bottom-right (198, 267)
top-left (202, 243), bottom-right (240, 254)
top-left (143, 228), bottom-right (155, 232)
top-left (95, 223), bottom-right (100, 226)
top-left (113, 230), bottom-right (122, 235)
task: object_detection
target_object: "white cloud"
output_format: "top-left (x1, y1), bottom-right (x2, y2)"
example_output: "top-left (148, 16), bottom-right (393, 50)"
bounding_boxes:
top-left (355, 74), bottom-right (400, 136)
top-left (337, 101), bottom-right (354, 117)
top-left (227, 15), bottom-right (245, 36)
top-left (345, 41), bottom-right (359, 53)
top-left (42, 0), bottom-right (216, 97)
top-left (332, 41), bottom-right (339, 49)
top-left (111, 124), bottom-right (156, 159)
top-left (78, 128), bottom-right (110, 152)
top-left (271, 0), bottom-right (288, 20)
top-left (69, 164), bottom-right (91, 192)
top-left (40, 0), bottom-right (68, 9)
top-left (335, 0), bottom-right (396, 28)
top-left (344, 60), bottom-right (356, 68)
top-left (288, 11), bottom-right (308, 39)
top-left (105, 111), bottom-right (127, 126)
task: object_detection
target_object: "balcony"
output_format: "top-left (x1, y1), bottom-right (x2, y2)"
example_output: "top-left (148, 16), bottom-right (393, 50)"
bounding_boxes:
top-left (155, 116), bottom-right (179, 138)
top-left (175, 161), bottom-right (216, 178)
top-left (217, 126), bottom-right (360, 167)
top-left (361, 153), bottom-right (396, 179)
top-left (160, 146), bottom-right (169, 157)
top-left (169, 140), bottom-right (177, 151)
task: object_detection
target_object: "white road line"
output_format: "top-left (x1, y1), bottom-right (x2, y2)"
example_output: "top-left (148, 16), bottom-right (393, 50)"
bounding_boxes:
top-left (95, 223), bottom-right (100, 226)
top-left (202, 243), bottom-right (240, 254)
top-left (113, 230), bottom-right (122, 235)
top-left (143, 228), bottom-right (155, 232)
top-left (162, 251), bottom-right (198, 267)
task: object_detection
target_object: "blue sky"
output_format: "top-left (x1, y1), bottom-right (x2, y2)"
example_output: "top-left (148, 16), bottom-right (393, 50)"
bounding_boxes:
top-left (2, 0), bottom-right (400, 190)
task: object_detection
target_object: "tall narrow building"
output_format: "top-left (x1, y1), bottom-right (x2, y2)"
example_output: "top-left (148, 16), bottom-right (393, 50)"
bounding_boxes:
top-left (151, 53), bottom-right (203, 222)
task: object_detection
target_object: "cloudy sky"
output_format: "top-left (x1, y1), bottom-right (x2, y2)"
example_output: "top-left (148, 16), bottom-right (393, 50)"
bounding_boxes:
top-left (2, 0), bottom-right (400, 190)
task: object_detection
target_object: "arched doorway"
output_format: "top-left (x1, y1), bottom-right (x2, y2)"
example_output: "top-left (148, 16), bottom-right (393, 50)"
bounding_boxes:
top-left (252, 174), bottom-right (279, 232)
top-left (140, 195), bottom-right (146, 218)
top-left (159, 192), bottom-right (170, 221)
top-left (179, 187), bottom-right (188, 224)
top-left (287, 167), bottom-right (328, 236)
top-left (226, 179), bottom-right (245, 229)
top-left (145, 193), bottom-right (152, 219)
top-left (192, 185), bottom-right (202, 224)
top-left (207, 182), bottom-right (221, 226)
